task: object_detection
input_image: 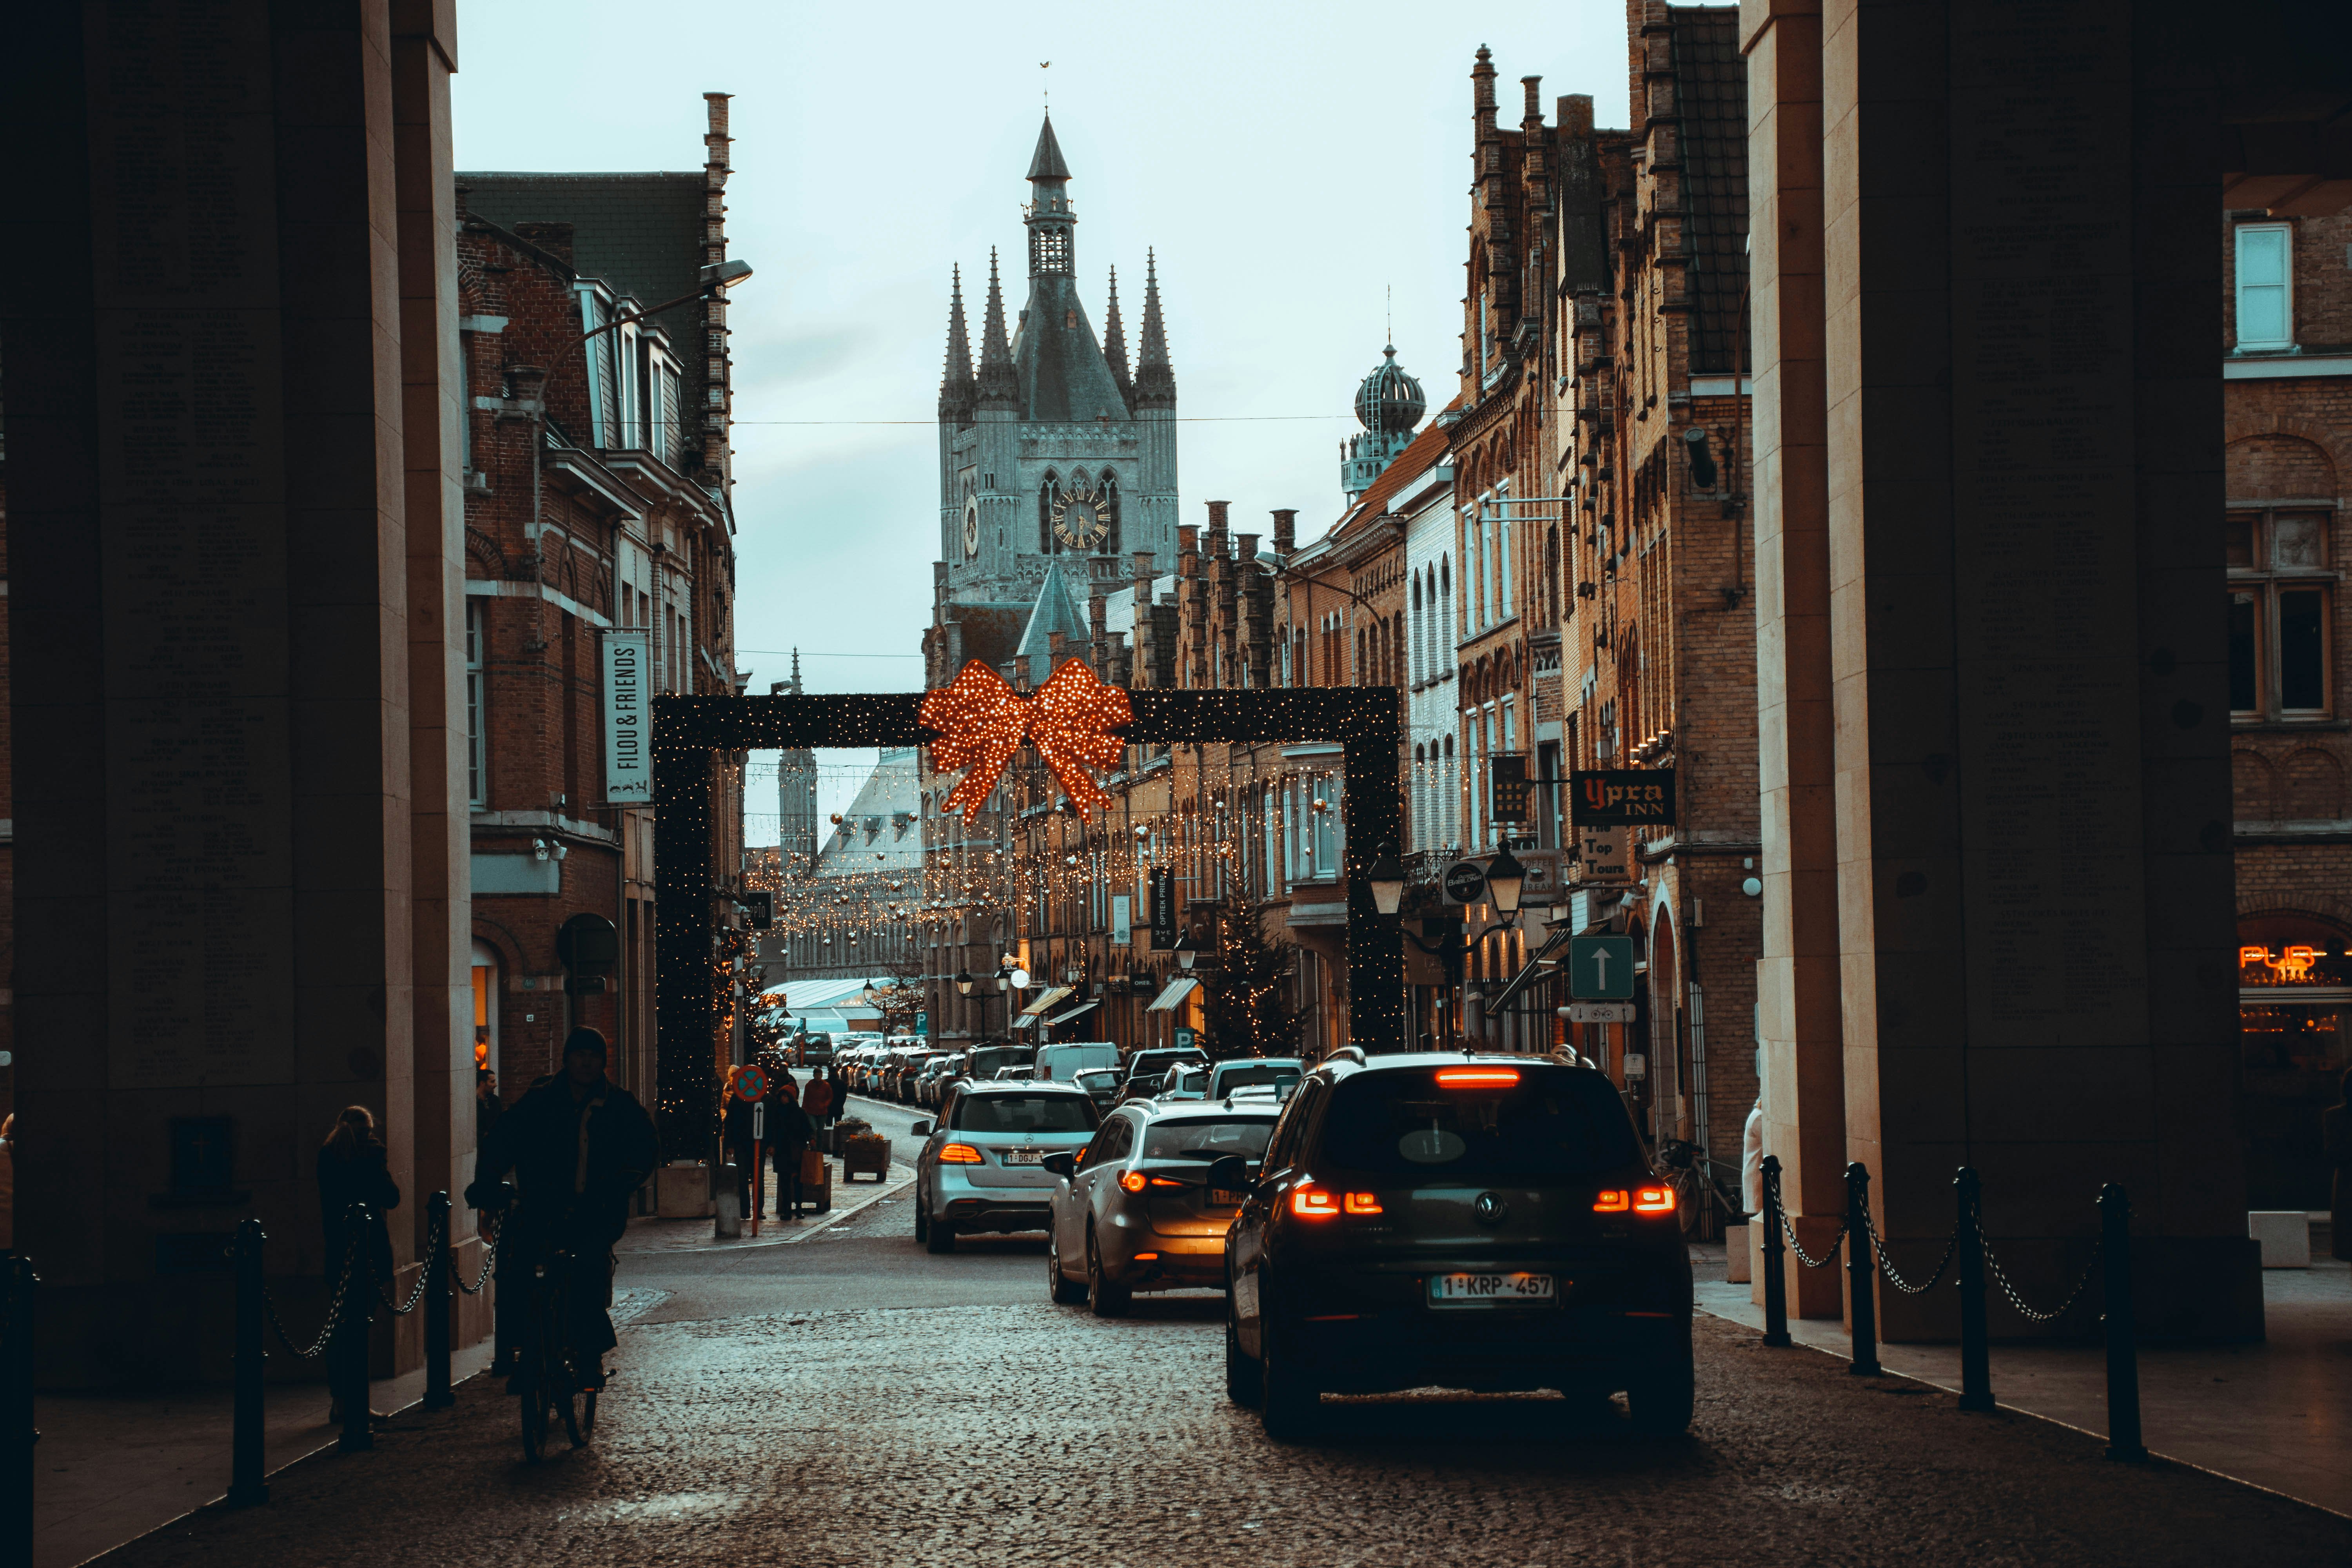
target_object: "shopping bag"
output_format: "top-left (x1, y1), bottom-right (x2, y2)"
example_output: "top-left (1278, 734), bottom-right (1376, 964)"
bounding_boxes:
top-left (800, 1148), bottom-right (826, 1185)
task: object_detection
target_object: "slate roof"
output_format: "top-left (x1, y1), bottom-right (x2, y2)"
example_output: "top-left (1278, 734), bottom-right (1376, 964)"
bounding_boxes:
top-left (458, 172), bottom-right (713, 419)
top-left (1670, 7), bottom-right (1749, 375)
top-left (1014, 559), bottom-right (1091, 684)
top-left (1328, 394), bottom-right (1461, 539)
top-left (1013, 274), bottom-right (1132, 423)
top-left (1027, 115), bottom-right (1071, 181)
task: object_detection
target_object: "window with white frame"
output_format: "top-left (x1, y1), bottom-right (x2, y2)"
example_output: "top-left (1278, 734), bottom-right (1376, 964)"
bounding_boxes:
top-left (2229, 507), bottom-right (2332, 717)
top-left (2235, 223), bottom-right (2295, 353)
top-left (578, 289), bottom-right (615, 447)
top-left (465, 600), bottom-right (486, 806)
top-left (618, 321), bottom-right (642, 449)
top-left (1496, 484), bottom-right (1514, 617)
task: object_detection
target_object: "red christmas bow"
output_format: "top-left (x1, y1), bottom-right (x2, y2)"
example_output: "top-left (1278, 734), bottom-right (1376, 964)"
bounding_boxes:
top-left (922, 658), bottom-right (1134, 817)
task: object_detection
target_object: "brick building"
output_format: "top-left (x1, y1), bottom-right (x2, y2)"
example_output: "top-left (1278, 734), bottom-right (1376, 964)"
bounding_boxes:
top-left (2223, 204), bottom-right (2352, 1209)
top-left (454, 96), bottom-right (748, 1114)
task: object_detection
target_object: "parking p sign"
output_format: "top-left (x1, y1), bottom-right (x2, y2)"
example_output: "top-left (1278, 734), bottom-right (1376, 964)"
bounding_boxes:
top-left (1566, 934), bottom-right (1635, 999)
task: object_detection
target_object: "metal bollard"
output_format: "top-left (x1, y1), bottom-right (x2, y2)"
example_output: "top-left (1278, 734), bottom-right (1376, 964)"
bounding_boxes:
top-left (1759, 1154), bottom-right (1791, 1347)
top-left (2099, 1183), bottom-right (2147, 1461)
top-left (423, 1193), bottom-right (453, 1411)
top-left (1845, 1162), bottom-right (1882, 1377)
top-left (228, 1219), bottom-right (269, 1506)
top-left (3, 1255), bottom-right (36, 1568)
top-left (337, 1205), bottom-right (374, 1453)
top-left (1955, 1167), bottom-right (1994, 1412)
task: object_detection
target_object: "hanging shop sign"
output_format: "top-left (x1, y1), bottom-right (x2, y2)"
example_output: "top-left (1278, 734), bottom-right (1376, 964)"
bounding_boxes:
top-left (1490, 755), bottom-right (1530, 823)
top-left (1441, 860), bottom-right (1487, 907)
top-left (1574, 826), bottom-right (1631, 885)
top-left (1150, 869), bottom-right (1176, 946)
top-left (1570, 768), bottom-right (1674, 827)
top-left (603, 629), bottom-right (652, 804)
top-left (1112, 894), bottom-right (1132, 946)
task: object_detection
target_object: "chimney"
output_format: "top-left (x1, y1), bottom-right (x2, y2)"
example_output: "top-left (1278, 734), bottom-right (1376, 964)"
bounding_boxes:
top-left (1236, 531), bottom-right (1260, 562)
top-left (1178, 524), bottom-right (1200, 567)
top-left (1205, 500), bottom-right (1231, 559)
top-left (1270, 509), bottom-right (1297, 557)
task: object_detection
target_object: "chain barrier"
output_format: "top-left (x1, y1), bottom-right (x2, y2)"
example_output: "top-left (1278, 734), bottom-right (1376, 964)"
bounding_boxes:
top-left (377, 1210), bottom-right (441, 1315)
top-left (1766, 1168), bottom-right (1849, 1269)
top-left (1861, 1203), bottom-right (1962, 1296)
top-left (1979, 1207), bottom-right (2103, 1325)
top-left (455, 1225), bottom-right (499, 1296)
top-left (261, 1230), bottom-right (361, 1361)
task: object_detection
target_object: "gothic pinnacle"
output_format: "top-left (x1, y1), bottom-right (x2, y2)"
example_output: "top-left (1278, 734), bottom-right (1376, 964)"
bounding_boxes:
top-left (977, 247), bottom-right (1019, 411)
top-left (1134, 248), bottom-right (1175, 411)
top-left (1102, 264), bottom-right (1133, 409)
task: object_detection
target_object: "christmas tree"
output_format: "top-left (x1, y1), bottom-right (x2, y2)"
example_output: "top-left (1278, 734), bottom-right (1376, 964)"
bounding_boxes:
top-left (1202, 886), bottom-right (1306, 1059)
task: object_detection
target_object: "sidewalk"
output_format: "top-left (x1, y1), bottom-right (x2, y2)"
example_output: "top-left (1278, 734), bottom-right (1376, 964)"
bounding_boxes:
top-left (1690, 1243), bottom-right (2352, 1519)
top-left (32, 1339), bottom-right (496, 1568)
top-left (613, 1152), bottom-right (913, 1256)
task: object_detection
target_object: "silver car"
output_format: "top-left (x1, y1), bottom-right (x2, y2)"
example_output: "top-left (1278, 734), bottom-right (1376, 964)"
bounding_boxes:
top-left (1042, 1102), bottom-right (1279, 1315)
top-left (909, 1082), bottom-right (1100, 1253)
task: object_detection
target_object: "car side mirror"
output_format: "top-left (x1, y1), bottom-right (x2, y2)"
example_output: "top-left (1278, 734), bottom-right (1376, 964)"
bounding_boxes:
top-left (1040, 1151), bottom-right (1076, 1180)
top-left (1204, 1155), bottom-right (1254, 1193)
top-left (908, 1120), bottom-right (932, 1138)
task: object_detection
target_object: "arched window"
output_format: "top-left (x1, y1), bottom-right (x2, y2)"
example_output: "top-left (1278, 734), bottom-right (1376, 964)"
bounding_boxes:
top-left (1038, 470), bottom-right (1059, 554)
top-left (1100, 471), bottom-right (1121, 554)
top-left (1392, 613), bottom-right (1405, 686)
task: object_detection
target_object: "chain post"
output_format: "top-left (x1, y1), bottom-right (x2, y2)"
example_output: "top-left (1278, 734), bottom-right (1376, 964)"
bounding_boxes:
top-left (2, 1254), bottom-right (35, 1568)
top-left (2099, 1183), bottom-right (2146, 1461)
top-left (336, 1205), bottom-right (374, 1453)
top-left (1955, 1167), bottom-right (1993, 1412)
top-left (423, 1194), bottom-right (453, 1411)
top-left (227, 1219), bottom-right (270, 1506)
top-left (1845, 1162), bottom-right (1882, 1376)
top-left (1760, 1154), bottom-right (1791, 1347)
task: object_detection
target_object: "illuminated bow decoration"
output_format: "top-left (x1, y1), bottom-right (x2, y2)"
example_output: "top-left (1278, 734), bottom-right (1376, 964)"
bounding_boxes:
top-left (921, 658), bottom-right (1133, 817)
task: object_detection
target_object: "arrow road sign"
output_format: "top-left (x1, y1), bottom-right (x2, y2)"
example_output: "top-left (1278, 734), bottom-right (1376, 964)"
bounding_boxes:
top-left (1567, 934), bottom-right (1635, 999)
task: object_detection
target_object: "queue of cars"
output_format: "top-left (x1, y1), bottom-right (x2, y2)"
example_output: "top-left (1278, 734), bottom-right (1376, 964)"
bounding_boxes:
top-left (898, 1045), bottom-right (1696, 1443)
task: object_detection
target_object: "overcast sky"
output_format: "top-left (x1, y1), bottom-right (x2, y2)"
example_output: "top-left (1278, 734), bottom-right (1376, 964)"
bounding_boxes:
top-left (452, 0), bottom-right (1630, 837)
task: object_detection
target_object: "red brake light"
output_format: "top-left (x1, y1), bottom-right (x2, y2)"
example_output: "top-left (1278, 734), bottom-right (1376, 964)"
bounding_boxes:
top-left (1290, 1184), bottom-right (1339, 1218)
top-left (1343, 1192), bottom-right (1384, 1215)
top-left (1633, 1185), bottom-right (1677, 1214)
top-left (1119, 1170), bottom-right (1147, 1193)
top-left (1434, 1068), bottom-right (1521, 1088)
top-left (1148, 1175), bottom-right (1186, 1189)
top-left (1593, 1189), bottom-right (1630, 1212)
top-left (939, 1143), bottom-right (984, 1165)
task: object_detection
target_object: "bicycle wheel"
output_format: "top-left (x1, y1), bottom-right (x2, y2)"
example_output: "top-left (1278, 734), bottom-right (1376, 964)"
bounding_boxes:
top-left (581, 1388), bottom-right (599, 1437)
top-left (559, 1381), bottom-right (586, 1448)
top-left (520, 1377), bottom-right (550, 1463)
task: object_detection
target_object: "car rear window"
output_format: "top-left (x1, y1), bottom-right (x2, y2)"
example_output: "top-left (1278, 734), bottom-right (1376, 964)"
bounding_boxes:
top-left (952, 1093), bottom-right (1098, 1134)
top-left (1143, 1116), bottom-right (1277, 1160)
top-left (1316, 1067), bottom-right (1639, 1180)
top-left (1216, 1063), bottom-right (1301, 1093)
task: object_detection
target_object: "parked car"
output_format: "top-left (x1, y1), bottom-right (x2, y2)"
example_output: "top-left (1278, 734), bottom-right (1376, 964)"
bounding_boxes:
top-left (907, 1082), bottom-right (1101, 1253)
top-left (1042, 1100), bottom-right (1278, 1314)
top-left (1033, 1042), bottom-right (1120, 1083)
top-left (794, 1032), bottom-right (835, 1067)
top-left (1220, 1053), bottom-right (1694, 1440)
top-left (881, 1045), bottom-right (936, 1102)
top-left (1154, 1064), bottom-right (1210, 1102)
top-left (1119, 1046), bottom-right (1207, 1101)
top-left (1208, 1057), bottom-right (1303, 1103)
top-left (899, 1049), bottom-right (951, 1103)
top-left (1071, 1067), bottom-right (1122, 1112)
top-left (916, 1053), bottom-right (967, 1107)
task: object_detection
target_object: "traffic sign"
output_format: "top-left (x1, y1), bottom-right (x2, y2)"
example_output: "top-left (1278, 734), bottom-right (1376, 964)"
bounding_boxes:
top-left (1566, 934), bottom-right (1635, 999)
top-left (1567, 1002), bottom-right (1636, 1024)
top-left (735, 1065), bottom-right (767, 1102)
top-left (1441, 860), bottom-right (1487, 905)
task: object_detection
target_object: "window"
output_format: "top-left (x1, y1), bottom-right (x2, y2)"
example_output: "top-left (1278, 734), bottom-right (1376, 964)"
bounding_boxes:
top-left (465, 601), bottom-right (486, 806)
top-left (2235, 223), bottom-right (2294, 352)
top-left (2229, 509), bottom-right (2332, 718)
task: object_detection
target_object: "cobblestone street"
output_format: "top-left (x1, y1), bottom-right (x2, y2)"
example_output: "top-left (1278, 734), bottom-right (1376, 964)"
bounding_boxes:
top-left (93, 1216), bottom-right (2352, 1568)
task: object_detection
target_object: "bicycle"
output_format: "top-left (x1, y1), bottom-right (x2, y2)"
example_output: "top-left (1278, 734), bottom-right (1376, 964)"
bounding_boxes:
top-left (1657, 1138), bottom-right (1741, 1237)
top-left (514, 1228), bottom-right (596, 1462)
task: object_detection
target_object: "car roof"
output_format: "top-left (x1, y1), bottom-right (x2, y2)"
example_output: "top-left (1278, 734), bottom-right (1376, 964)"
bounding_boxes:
top-left (960, 1079), bottom-right (1088, 1096)
top-left (1129, 1099), bottom-right (1278, 1122)
top-left (1315, 1051), bottom-right (1597, 1080)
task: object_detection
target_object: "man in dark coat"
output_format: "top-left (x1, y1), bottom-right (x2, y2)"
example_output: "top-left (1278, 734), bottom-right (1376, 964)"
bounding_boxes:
top-left (468, 1028), bottom-right (659, 1390)
top-left (721, 1078), bottom-right (762, 1220)
top-left (769, 1082), bottom-right (813, 1217)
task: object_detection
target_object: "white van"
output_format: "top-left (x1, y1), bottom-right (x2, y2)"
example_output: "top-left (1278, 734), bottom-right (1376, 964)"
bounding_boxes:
top-left (1031, 1042), bottom-right (1120, 1082)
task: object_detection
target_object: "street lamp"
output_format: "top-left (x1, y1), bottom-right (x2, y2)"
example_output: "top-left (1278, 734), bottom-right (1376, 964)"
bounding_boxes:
top-left (861, 982), bottom-right (880, 1009)
top-left (1487, 842), bottom-right (1527, 920)
top-left (1173, 931), bottom-right (1200, 972)
top-left (1365, 849), bottom-right (1406, 917)
top-left (954, 970), bottom-right (976, 998)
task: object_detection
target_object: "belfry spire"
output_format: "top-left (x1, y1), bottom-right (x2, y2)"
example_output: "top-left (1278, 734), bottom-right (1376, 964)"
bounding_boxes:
top-left (977, 247), bottom-right (1019, 411)
top-left (1102, 265), bottom-right (1133, 410)
top-left (1133, 248), bottom-right (1175, 411)
top-left (938, 264), bottom-right (976, 421)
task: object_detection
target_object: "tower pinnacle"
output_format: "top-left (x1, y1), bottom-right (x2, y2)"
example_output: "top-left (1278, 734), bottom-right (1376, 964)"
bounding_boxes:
top-left (1133, 248), bottom-right (1175, 411)
top-left (938, 264), bottom-right (975, 421)
top-left (1102, 265), bottom-right (1133, 410)
top-left (977, 248), bottom-right (1018, 411)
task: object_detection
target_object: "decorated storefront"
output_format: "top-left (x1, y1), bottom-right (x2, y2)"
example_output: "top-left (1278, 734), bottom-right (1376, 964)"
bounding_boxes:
top-left (2237, 913), bottom-right (2352, 1209)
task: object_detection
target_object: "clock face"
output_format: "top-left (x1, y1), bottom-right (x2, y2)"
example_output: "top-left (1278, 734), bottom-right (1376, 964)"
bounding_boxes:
top-left (962, 498), bottom-right (980, 557)
top-left (1051, 480), bottom-right (1112, 549)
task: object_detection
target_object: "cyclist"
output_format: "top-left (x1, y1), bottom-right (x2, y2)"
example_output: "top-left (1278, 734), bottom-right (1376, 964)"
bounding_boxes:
top-left (467, 1027), bottom-right (659, 1392)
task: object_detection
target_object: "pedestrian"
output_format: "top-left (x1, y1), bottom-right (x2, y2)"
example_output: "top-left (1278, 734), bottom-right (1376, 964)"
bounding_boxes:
top-left (721, 1070), bottom-right (761, 1220)
top-left (1741, 1098), bottom-right (1765, 1218)
top-left (802, 1069), bottom-right (834, 1126)
top-left (2326, 1067), bottom-right (2352, 1262)
top-left (770, 1082), bottom-right (813, 1220)
top-left (476, 1067), bottom-right (503, 1145)
top-left (316, 1106), bottom-right (399, 1426)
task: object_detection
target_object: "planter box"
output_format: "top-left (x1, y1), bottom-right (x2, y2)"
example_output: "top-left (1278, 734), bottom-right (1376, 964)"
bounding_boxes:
top-left (656, 1163), bottom-right (714, 1218)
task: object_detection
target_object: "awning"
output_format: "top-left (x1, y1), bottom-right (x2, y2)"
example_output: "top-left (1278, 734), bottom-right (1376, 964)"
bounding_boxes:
top-left (1046, 999), bottom-right (1101, 1025)
top-left (1146, 976), bottom-right (1200, 1013)
top-left (1008, 1013), bottom-right (1040, 1029)
top-left (1021, 985), bottom-right (1075, 1017)
top-left (1483, 924), bottom-right (1575, 1018)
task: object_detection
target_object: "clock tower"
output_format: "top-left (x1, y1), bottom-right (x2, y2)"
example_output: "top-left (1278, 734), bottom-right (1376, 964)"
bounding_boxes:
top-left (935, 113), bottom-right (1179, 615)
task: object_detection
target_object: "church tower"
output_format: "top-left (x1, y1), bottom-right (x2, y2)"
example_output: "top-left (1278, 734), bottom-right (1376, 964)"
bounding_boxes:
top-left (935, 114), bottom-right (1178, 619)
top-left (773, 650), bottom-right (819, 876)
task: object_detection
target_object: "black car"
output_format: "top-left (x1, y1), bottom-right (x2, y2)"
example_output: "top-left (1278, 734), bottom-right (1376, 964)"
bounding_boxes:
top-left (1216, 1052), bottom-right (1693, 1441)
top-left (1120, 1045), bottom-right (1207, 1101)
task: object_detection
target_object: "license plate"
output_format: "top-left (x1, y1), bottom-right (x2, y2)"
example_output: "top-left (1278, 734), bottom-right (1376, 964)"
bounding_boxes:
top-left (1000, 1149), bottom-right (1044, 1166)
top-left (1428, 1272), bottom-right (1557, 1306)
top-left (1209, 1189), bottom-right (1245, 1207)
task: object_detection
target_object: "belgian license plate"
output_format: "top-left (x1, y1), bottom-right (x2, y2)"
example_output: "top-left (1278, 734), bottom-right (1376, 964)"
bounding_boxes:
top-left (1209, 1189), bottom-right (1246, 1207)
top-left (1428, 1272), bottom-right (1557, 1306)
top-left (1000, 1148), bottom-right (1044, 1166)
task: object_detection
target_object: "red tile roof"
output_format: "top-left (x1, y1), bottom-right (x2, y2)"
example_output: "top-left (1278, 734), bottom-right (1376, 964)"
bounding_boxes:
top-left (1327, 394), bottom-right (1461, 542)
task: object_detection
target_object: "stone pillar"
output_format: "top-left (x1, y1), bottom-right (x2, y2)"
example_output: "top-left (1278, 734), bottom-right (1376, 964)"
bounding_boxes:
top-left (1815, 0), bottom-right (2256, 1338)
top-left (1743, 0), bottom-right (1845, 1319)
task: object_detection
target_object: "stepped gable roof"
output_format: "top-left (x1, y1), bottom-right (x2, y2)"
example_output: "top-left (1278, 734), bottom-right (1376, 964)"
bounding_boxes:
top-left (1013, 559), bottom-right (1092, 684)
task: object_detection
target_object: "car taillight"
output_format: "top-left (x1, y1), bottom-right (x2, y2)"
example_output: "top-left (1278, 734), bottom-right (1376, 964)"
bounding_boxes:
top-left (1290, 1184), bottom-right (1340, 1218)
top-left (1120, 1171), bottom-right (1147, 1193)
top-left (1343, 1192), bottom-right (1383, 1215)
top-left (1148, 1175), bottom-right (1185, 1189)
top-left (939, 1143), bottom-right (984, 1165)
top-left (1434, 1067), bottom-right (1521, 1088)
top-left (1633, 1185), bottom-right (1677, 1214)
top-left (1593, 1189), bottom-right (1631, 1212)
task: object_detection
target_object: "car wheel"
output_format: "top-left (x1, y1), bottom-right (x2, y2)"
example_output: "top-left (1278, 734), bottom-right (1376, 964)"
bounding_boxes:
top-left (1047, 1235), bottom-right (1086, 1305)
top-left (1258, 1316), bottom-right (1319, 1441)
top-left (1224, 1311), bottom-right (1261, 1408)
top-left (926, 1212), bottom-right (956, 1254)
top-left (1627, 1356), bottom-right (1695, 1437)
top-left (913, 1188), bottom-right (929, 1241)
top-left (1085, 1227), bottom-right (1129, 1318)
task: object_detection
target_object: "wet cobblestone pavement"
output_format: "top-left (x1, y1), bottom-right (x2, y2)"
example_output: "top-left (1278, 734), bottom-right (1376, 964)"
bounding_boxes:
top-left (96, 1299), bottom-right (2352, 1567)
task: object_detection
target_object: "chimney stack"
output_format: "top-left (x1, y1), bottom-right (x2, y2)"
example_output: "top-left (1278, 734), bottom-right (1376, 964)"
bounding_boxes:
top-left (1270, 508), bottom-right (1297, 557)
